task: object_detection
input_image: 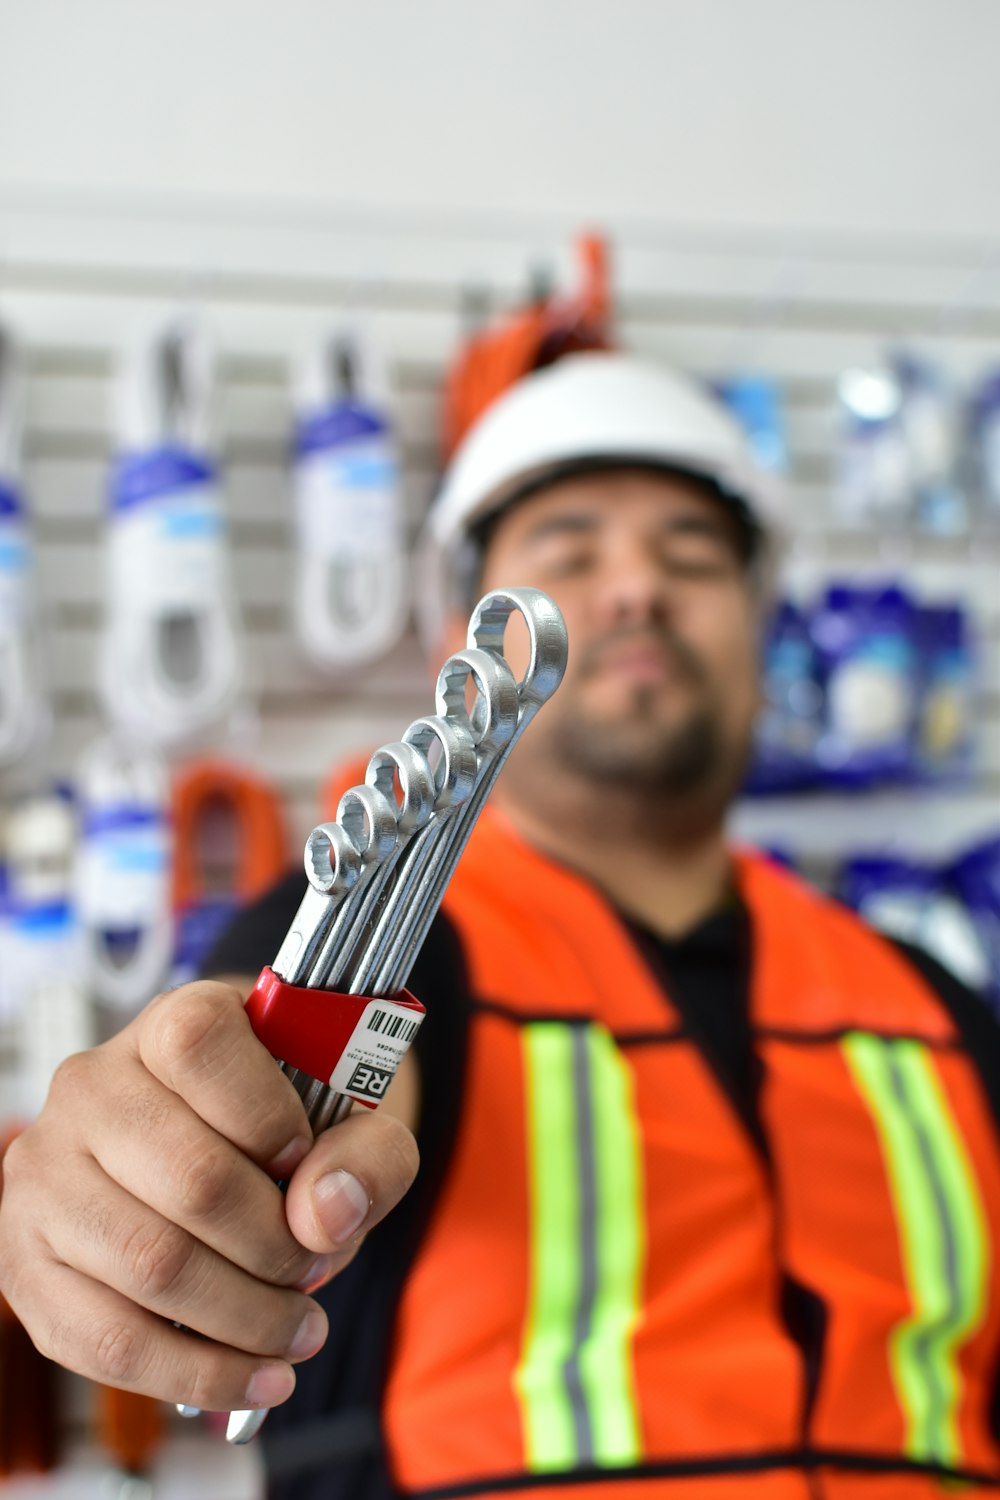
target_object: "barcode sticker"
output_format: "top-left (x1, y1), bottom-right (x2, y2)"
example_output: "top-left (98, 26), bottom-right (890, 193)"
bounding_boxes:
top-left (328, 996), bottom-right (425, 1104)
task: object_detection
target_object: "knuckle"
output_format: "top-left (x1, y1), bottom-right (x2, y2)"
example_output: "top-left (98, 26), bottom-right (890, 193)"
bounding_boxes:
top-left (173, 1141), bottom-right (235, 1222)
top-left (93, 1318), bottom-right (149, 1386)
top-left (33, 1311), bottom-right (74, 1366)
top-left (123, 1219), bottom-right (195, 1302)
top-left (47, 1049), bottom-right (95, 1105)
top-left (150, 987), bottom-right (237, 1076)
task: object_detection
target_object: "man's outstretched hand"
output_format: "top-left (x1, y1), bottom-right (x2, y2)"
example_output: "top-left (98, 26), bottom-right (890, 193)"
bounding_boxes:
top-left (0, 980), bottom-right (419, 1413)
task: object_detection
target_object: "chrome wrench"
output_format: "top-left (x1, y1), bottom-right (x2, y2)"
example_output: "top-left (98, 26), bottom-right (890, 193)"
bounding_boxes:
top-left (216, 588), bottom-right (566, 1442)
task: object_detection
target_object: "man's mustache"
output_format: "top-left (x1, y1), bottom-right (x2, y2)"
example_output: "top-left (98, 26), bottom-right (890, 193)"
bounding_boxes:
top-left (575, 625), bottom-right (708, 687)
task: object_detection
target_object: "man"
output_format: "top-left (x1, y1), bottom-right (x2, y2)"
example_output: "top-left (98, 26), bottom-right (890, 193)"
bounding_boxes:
top-left (2, 354), bottom-right (1000, 1500)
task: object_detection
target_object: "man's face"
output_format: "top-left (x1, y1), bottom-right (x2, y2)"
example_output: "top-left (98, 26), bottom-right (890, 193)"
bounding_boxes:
top-left (460, 467), bottom-right (763, 811)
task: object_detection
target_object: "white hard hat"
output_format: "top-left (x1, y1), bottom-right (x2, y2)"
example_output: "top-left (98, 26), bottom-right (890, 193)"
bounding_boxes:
top-left (416, 351), bottom-right (783, 643)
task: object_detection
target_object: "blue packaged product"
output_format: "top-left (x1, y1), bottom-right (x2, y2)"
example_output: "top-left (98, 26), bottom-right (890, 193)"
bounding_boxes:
top-left (713, 374), bottom-right (787, 473)
top-left (839, 855), bottom-right (939, 937)
top-left (840, 853), bottom-right (993, 996)
top-left (745, 599), bottom-right (822, 794)
top-left (812, 584), bottom-right (919, 788)
top-left (914, 603), bottom-right (976, 783)
top-left (892, 351), bottom-right (966, 535)
top-left (949, 837), bottom-right (1000, 1008)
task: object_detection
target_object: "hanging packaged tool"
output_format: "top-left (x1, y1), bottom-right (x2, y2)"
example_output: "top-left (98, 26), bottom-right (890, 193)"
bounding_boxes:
top-left (893, 351), bottom-right (966, 534)
top-left (0, 325), bottom-right (49, 770)
top-left (74, 738), bottom-right (174, 1018)
top-left (966, 367), bottom-right (1000, 519)
top-left (99, 316), bottom-right (246, 747)
top-left (835, 352), bottom-right (965, 532)
top-left (292, 323), bottom-right (409, 671)
top-left (3, 790), bottom-right (94, 1118)
top-left (170, 757), bottom-right (287, 983)
top-left (191, 586), bottom-right (566, 1444)
top-left (835, 361), bottom-right (911, 526)
top-left (714, 374), bottom-right (788, 475)
top-left (442, 233), bottom-right (612, 459)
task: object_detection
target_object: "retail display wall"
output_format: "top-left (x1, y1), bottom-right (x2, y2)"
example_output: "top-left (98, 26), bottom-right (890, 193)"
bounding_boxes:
top-left (0, 194), bottom-right (998, 1489)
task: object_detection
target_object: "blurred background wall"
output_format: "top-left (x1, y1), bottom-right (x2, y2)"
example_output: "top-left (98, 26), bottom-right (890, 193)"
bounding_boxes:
top-left (0, 0), bottom-right (997, 844)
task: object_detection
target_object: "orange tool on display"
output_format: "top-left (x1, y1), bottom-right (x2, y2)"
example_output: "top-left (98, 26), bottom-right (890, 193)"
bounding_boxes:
top-left (172, 758), bottom-right (287, 909)
top-left (96, 1386), bottom-right (164, 1486)
top-left (441, 233), bottom-right (613, 459)
top-left (171, 759), bottom-right (288, 979)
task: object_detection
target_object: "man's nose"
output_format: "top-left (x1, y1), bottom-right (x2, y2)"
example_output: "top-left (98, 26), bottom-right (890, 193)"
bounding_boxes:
top-left (594, 542), bottom-right (673, 625)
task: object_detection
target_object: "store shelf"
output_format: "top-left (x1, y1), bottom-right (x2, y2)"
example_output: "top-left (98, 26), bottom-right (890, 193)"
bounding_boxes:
top-left (731, 786), bottom-right (1000, 864)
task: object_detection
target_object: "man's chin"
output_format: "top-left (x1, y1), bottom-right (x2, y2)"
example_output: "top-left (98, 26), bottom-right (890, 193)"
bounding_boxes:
top-left (554, 714), bottom-right (729, 796)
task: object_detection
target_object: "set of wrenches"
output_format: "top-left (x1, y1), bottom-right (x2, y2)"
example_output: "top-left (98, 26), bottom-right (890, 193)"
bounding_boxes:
top-left (215, 585), bottom-right (567, 1443)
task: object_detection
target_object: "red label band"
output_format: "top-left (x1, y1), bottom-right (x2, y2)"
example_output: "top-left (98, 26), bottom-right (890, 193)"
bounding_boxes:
top-left (244, 967), bottom-right (425, 1101)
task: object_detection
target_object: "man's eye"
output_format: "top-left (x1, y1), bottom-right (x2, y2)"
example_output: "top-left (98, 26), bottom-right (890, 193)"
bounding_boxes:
top-left (663, 540), bottom-right (738, 579)
top-left (536, 548), bottom-right (594, 579)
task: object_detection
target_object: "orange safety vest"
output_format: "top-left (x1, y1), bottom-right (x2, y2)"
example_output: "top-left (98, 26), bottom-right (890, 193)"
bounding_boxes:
top-left (377, 810), bottom-right (1000, 1499)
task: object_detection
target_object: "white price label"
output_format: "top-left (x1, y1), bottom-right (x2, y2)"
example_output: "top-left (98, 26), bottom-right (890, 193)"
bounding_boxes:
top-left (328, 997), bottom-right (424, 1103)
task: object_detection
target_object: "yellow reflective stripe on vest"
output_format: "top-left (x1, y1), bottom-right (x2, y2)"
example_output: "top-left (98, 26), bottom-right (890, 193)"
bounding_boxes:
top-left (843, 1033), bottom-right (990, 1467)
top-left (516, 1022), bottom-right (644, 1472)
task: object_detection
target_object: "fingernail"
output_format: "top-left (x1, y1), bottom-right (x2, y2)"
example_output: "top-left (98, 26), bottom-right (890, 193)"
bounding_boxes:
top-left (268, 1136), bottom-right (311, 1179)
top-left (245, 1363), bottom-right (295, 1408)
top-left (295, 1253), bottom-right (338, 1292)
top-left (313, 1170), bottom-right (370, 1246)
top-left (288, 1306), bottom-right (328, 1360)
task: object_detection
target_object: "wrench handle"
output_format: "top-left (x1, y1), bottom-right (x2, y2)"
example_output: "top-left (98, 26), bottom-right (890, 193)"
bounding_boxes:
top-left (211, 971), bottom-right (425, 1444)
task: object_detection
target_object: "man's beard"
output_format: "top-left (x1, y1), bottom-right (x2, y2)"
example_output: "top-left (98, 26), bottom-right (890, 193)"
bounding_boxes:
top-left (547, 626), bottom-right (749, 802)
top-left (551, 692), bottom-right (729, 794)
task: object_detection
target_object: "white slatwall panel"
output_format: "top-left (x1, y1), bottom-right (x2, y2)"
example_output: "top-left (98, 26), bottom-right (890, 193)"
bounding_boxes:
top-left (1, 196), bottom-right (999, 857)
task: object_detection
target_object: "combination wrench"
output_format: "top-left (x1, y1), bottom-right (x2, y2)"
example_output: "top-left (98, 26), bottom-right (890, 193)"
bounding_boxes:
top-left (188, 587), bottom-right (567, 1443)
